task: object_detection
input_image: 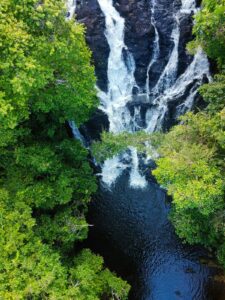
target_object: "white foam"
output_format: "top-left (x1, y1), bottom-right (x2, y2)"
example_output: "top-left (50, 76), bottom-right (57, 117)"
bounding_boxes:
top-left (146, 0), bottom-right (160, 97)
top-left (66, 0), bottom-right (76, 20)
top-left (97, 0), bottom-right (137, 133)
top-left (101, 155), bottom-right (129, 187)
top-left (129, 147), bottom-right (147, 189)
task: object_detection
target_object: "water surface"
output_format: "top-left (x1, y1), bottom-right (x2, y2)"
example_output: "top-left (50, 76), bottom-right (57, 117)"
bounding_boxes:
top-left (87, 171), bottom-right (224, 300)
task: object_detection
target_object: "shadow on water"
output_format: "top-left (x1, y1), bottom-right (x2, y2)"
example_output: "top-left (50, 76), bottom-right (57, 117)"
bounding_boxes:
top-left (86, 170), bottom-right (225, 300)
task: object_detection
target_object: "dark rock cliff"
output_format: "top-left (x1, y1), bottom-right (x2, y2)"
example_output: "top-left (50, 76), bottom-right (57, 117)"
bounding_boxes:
top-left (76, 0), bottom-right (205, 135)
top-left (76, 0), bottom-right (109, 92)
top-left (76, 0), bottom-right (194, 91)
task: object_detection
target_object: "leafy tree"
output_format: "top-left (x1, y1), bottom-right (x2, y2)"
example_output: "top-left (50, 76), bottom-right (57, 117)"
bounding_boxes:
top-left (189, 0), bottom-right (225, 67)
top-left (91, 130), bottom-right (162, 163)
top-left (152, 0), bottom-right (225, 267)
top-left (152, 109), bottom-right (225, 249)
top-left (0, 0), bottom-right (130, 298)
top-left (0, 0), bottom-right (97, 147)
top-left (0, 189), bottom-right (130, 299)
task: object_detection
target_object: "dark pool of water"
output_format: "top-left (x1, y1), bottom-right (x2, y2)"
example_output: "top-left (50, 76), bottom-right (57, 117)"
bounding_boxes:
top-left (86, 170), bottom-right (225, 300)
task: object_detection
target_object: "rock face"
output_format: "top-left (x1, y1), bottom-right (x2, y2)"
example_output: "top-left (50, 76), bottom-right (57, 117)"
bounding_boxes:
top-left (76, 0), bottom-right (209, 135)
top-left (113, 0), bottom-right (154, 88)
top-left (177, 12), bottom-right (194, 77)
top-left (80, 109), bottom-right (109, 142)
top-left (76, 0), bottom-right (109, 92)
top-left (76, 0), bottom-right (194, 89)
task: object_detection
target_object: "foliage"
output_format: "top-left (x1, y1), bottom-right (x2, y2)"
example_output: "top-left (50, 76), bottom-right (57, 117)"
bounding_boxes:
top-left (153, 108), bottom-right (225, 247)
top-left (0, 0), bottom-right (97, 147)
top-left (189, 0), bottom-right (225, 67)
top-left (91, 130), bottom-right (163, 163)
top-left (70, 249), bottom-right (130, 300)
top-left (153, 0), bottom-right (225, 268)
top-left (0, 190), bottom-right (129, 299)
top-left (0, 1), bottom-right (130, 298)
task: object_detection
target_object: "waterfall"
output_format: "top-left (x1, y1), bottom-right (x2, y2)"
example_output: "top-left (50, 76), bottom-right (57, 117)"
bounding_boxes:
top-left (152, 22), bottom-right (180, 95)
top-left (145, 48), bottom-right (210, 132)
top-left (97, 0), bottom-right (137, 134)
top-left (96, 0), bottom-right (210, 188)
top-left (131, 106), bottom-right (142, 131)
top-left (144, 0), bottom-right (210, 132)
top-left (68, 121), bottom-right (87, 147)
top-left (100, 154), bottom-right (129, 188)
top-left (181, 0), bottom-right (197, 13)
top-left (66, 0), bottom-right (76, 20)
top-left (146, 0), bottom-right (160, 97)
top-left (97, 0), bottom-right (210, 136)
top-left (97, 0), bottom-right (147, 188)
top-left (129, 147), bottom-right (147, 188)
top-left (77, 0), bottom-right (210, 188)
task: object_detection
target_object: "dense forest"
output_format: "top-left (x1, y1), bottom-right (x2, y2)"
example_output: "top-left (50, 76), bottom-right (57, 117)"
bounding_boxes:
top-left (1, 0), bottom-right (225, 299)
top-left (94, 0), bottom-right (225, 269)
top-left (0, 1), bottom-right (130, 299)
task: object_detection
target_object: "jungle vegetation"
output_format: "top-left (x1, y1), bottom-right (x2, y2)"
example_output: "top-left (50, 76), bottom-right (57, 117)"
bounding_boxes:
top-left (0, 1), bottom-right (130, 299)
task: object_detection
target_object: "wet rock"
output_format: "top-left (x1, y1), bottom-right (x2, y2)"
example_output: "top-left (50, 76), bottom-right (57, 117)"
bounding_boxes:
top-left (76, 0), bottom-right (109, 92)
top-left (76, 0), bottom-right (209, 137)
top-left (113, 0), bottom-right (154, 89)
top-left (196, 0), bottom-right (202, 7)
top-left (177, 13), bottom-right (194, 77)
top-left (146, 0), bottom-right (177, 90)
top-left (80, 109), bottom-right (109, 142)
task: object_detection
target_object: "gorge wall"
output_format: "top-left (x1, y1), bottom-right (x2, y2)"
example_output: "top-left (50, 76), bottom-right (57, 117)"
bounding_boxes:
top-left (76, 0), bottom-right (210, 134)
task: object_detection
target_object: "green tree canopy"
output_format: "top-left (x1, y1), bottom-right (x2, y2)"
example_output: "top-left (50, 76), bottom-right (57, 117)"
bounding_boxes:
top-left (0, 0), bottom-right (130, 298)
top-left (189, 0), bottom-right (225, 67)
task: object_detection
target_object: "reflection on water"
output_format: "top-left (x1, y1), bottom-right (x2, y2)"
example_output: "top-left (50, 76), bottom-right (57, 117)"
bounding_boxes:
top-left (87, 171), bottom-right (225, 300)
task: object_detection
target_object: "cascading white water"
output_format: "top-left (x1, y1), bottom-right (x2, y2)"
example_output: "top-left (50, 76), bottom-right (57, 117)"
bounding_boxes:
top-left (144, 0), bottom-right (210, 132)
top-left (152, 22), bottom-right (180, 95)
top-left (145, 47), bottom-right (210, 132)
top-left (97, 0), bottom-right (137, 134)
top-left (66, 0), bottom-right (76, 20)
top-left (181, 0), bottom-right (197, 13)
top-left (100, 154), bottom-right (129, 188)
top-left (150, 0), bottom-right (197, 98)
top-left (69, 0), bottom-right (210, 189)
top-left (131, 106), bottom-right (142, 131)
top-left (96, 0), bottom-right (210, 188)
top-left (97, 0), bottom-right (147, 188)
top-left (146, 0), bottom-right (160, 97)
top-left (68, 120), bottom-right (87, 146)
top-left (65, 0), bottom-right (146, 188)
top-left (129, 147), bottom-right (147, 188)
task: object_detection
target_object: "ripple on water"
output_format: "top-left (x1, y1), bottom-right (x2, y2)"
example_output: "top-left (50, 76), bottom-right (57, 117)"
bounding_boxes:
top-left (87, 172), bottom-right (224, 300)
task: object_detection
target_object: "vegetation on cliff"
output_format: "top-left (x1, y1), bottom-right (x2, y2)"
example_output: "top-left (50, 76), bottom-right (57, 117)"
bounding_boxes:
top-left (153, 0), bottom-right (225, 267)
